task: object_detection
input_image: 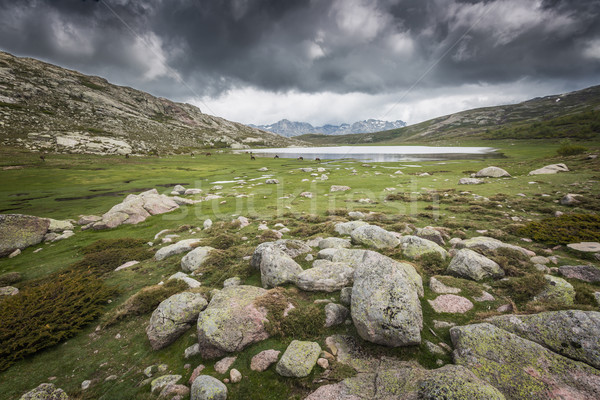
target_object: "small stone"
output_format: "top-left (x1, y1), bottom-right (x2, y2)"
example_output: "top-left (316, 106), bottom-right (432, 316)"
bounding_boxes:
top-left (324, 303), bottom-right (350, 327)
top-left (214, 356), bottom-right (237, 374)
top-left (203, 219), bottom-right (213, 229)
top-left (305, 254), bottom-right (314, 261)
top-left (425, 340), bottom-right (446, 355)
top-left (428, 295), bottom-right (474, 314)
top-left (473, 291), bottom-right (495, 302)
top-left (81, 380), bottom-right (91, 390)
top-left (191, 375), bottom-right (227, 400)
top-left (276, 340), bottom-right (321, 378)
top-left (8, 249), bottom-right (21, 258)
top-left (105, 375), bottom-right (118, 381)
top-left (339, 287), bottom-right (352, 306)
top-left (144, 365), bottom-right (158, 378)
top-left (188, 364), bottom-right (205, 385)
top-left (250, 349), bottom-right (281, 372)
top-left (184, 343), bottom-right (201, 359)
top-left (229, 368), bottom-right (242, 383)
top-left (317, 358), bottom-right (329, 369)
top-left (433, 320), bottom-right (456, 329)
top-left (496, 303), bottom-right (513, 313)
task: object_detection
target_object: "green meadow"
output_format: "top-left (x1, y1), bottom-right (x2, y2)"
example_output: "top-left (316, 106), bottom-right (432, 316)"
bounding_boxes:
top-left (1, 138), bottom-right (599, 400)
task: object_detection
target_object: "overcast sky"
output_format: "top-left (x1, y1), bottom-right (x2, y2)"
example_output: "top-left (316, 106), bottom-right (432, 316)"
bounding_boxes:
top-left (0, 0), bottom-right (599, 126)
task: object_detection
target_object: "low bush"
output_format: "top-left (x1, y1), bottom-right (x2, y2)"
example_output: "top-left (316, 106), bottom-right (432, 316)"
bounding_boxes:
top-left (556, 142), bottom-right (587, 156)
top-left (518, 214), bottom-right (600, 245)
top-left (196, 247), bottom-right (253, 287)
top-left (73, 247), bottom-right (153, 276)
top-left (208, 233), bottom-right (238, 249)
top-left (486, 248), bottom-right (534, 277)
top-left (494, 272), bottom-right (546, 304)
top-left (102, 280), bottom-right (188, 327)
top-left (418, 252), bottom-right (449, 276)
top-left (0, 269), bottom-right (113, 372)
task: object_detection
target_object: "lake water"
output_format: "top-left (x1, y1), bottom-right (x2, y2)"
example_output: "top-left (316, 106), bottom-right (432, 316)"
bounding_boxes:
top-left (246, 146), bottom-right (499, 162)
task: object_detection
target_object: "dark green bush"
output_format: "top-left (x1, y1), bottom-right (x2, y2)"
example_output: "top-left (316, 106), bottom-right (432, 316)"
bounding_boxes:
top-left (419, 252), bottom-right (449, 276)
top-left (0, 270), bottom-right (112, 372)
top-left (556, 142), bottom-right (587, 156)
top-left (73, 247), bottom-right (153, 276)
top-left (518, 214), bottom-right (600, 245)
top-left (209, 233), bottom-right (238, 249)
top-left (486, 248), bottom-right (534, 277)
top-left (198, 247), bottom-right (253, 286)
top-left (494, 273), bottom-right (546, 304)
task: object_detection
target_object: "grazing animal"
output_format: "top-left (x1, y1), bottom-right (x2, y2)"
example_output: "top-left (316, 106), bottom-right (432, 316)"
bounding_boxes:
top-left (315, 157), bottom-right (321, 162)
top-left (39, 155), bottom-right (45, 162)
top-left (274, 155), bottom-right (279, 159)
top-left (125, 154), bottom-right (129, 159)
top-left (191, 152), bottom-right (195, 157)
top-left (298, 156), bottom-right (304, 161)
top-left (251, 155), bottom-right (256, 160)
top-left (206, 152), bottom-right (212, 156)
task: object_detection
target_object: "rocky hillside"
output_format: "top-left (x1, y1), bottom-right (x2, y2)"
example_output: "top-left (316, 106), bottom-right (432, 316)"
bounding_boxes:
top-left (250, 118), bottom-right (406, 137)
top-left (0, 51), bottom-right (300, 155)
top-left (298, 85), bottom-right (600, 145)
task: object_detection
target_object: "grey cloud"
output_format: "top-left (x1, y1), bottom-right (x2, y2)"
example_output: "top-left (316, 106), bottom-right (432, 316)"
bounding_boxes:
top-left (0, 0), bottom-right (598, 103)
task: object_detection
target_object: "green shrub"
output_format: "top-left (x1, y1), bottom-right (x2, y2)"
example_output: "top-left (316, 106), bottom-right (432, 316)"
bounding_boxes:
top-left (102, 280), bottom-right (188, 327)
top-left (209, 233), bottom-right (238, 250)
top-left (556, 141), bottom-right (587, 156)
top-left (73, 247), bottom-right (153, 276)
top-left (196, 247), bottom-right (253, 287)
top-left (419, 252), bottom-right (448, 276)
top-left (518, 214), bottom-right (600, 245)
top-left (494, 273), bottom-right (546, 304)
top-left (486, 248), bottom-right (534, 277)
top-left (0, 270), bottom-right (112, 372)
top-left (0, 272), bottom-right (22, 286)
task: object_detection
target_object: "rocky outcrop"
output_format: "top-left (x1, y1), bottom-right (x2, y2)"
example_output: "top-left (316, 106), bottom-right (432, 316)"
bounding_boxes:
top-left (146, 292), bottom-right (208, 350)
top-left (250, 240), bottom-right (311, 268)
top-left (456, 236), bottom-right (535, 257)
top-left (399, 235), bottom-right (448, 260)
top-left (451, 322), bottom-right (600, 399)
top-left (459, 177), bottom-right (484, 185)
top-left (487, 310), bottom-right (600, 369)
top-left (533, 275), bottom-right (575, 306)
top-left (529, 163), bottom-right (569, 175)
top-left (351, 251), bottom-right (423, 346)
top-left (475, 166), bottom-right (511, 178)
top-left (20, 383), bottom-right (69, 400)
top-left (197, 285), bottom-right (269, 357)
top-left (296, 261), bottom-right (354, 292)
top-left (251, 243), bottom-right (303, 288)
top-left (181, 246), bottom-right (215, 273)
top-left (155, 239), bottom-right (202, 261)
top-left (334, 221), bottom-right (369, 236)
top-left (0, 214), bottom-right (50, 257)
top-left (559, 265), bottom-right (600, 283)
top-left (318, 237), bottom-right (351, 249)
top-left (446, 248), bottom-right (504, 280)
top-left (275, 340), bottom-right (321, 377)
top-left (317, 248), bottom-right (369, 268)
top-left (190, 375), bottom-right (227, 400)
top-left (93, 189), bottom-right (179, 230)
top-left (415, 226), bottom-right (446, 246)
top-left (350, 224), bottom-right (399, 249)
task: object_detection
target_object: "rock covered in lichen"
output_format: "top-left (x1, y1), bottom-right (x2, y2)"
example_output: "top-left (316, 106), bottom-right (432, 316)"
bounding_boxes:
top-left (146, 292), bottom-right (208, 350)
top-left (533, 275), bottom-right (575, 306)
top-left (418, 364), bottom-right (506, 399)
top-left (350, 224), bottom-right (399, 249)
top-left (190, 375), bottom-right (227, 400)
top-left (197, 285), bottom-right (269, 356)
top-left (276, 340), bottom-right (321, 377)
top-left (20, 383), bottom-right (69, 400)
top-left (487, 310), bottom-right (600, 369)
top-left (399, 235), bottom-right (448, 260)
top-left (446, 248), bottom-right (504, 281)
top-left (0, 214), bottom-right (50, 257)
top-left (352, 250), bottom-right (423, 346)
top-left (296, 261), bottom-right (354, 292)
top-left (451, 323), bottom-right (600, 399)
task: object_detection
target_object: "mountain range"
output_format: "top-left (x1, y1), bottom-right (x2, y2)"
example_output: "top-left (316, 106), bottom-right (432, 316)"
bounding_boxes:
top-left (0, 51), bottom-right (299, 155)
top-left (250, 119), bottom-right (406, 137)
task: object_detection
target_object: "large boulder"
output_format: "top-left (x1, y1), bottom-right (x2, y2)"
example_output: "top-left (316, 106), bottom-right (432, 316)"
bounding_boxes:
top-left (446, 248), bottom-right (504, 281)
top-left (528, 163), bottom-right (569, 175)
top-left (475, 166), bottom-right (510, 178)
top-left (47, 218), bottom-right (74, 233)
top-left (456, 236), bottom-right (535, 257)
top-left (317, 248), bottom-right (369, 268)
top-left (534, 274), bottom-right (575, 305)
top-left (181, 246), bottom-right (215, 273)
top-left (559, 264), bottom-right (600, 283)
top-left (155, 239), bottom-right (202, 261)
top-left (296, 261), bottom-right (354, 292)
top-left (146, 292), bottom-right (208, 350)
top-left (567, 242), bottom-right (600, 253)
top-left (428, 294), bottom-right (473, 314)
top-left (334, 220), bottom-right (369, 236)
top-left (190, 375), bottom-right (227, 400)
top-left (487, 310), bottom-right (600, 369)
top-left (318, 237), bottom-right (351, 249)
top-left (250, 240), bottom-right (310, 269)
top-left (417, 364), bottom-right (506, 400)
top-left (352, 251), bottom-right (423, 346)
top-left (399, 235), bottom-right (448, 260)
top-left (451, 323), bottom-right (600, 399)
top-left (20, 383), bottom-right (69, 400)
top-left (458, 177), bottom-right (484, 185)
top-left (253, 244), bottom-right (303, 288)
top-left (0, 214), bottom-right (50, 257)
top-left (197, 285), bottom-right (269, 356)
top-left (415, 226), bottom-right (446, 246)
top-left (350, 224), bottom-right (399, 249)
top-left (275, 340), bottom-right (321, 378)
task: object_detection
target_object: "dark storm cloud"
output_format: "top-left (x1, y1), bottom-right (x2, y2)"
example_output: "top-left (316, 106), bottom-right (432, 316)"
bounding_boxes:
top-left (0, 0), bottom-right (599, 101)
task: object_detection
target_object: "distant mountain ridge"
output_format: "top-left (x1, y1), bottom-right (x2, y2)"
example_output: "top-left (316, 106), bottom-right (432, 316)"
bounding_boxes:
top-left (0, 51), bottom-right (300, 155)
top-left (250, 118), bottom-right (407, 137)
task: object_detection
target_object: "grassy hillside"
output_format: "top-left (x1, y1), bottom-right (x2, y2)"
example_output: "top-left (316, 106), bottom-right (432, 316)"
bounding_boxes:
top-left (298, 85), bottom-right (600, 145)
